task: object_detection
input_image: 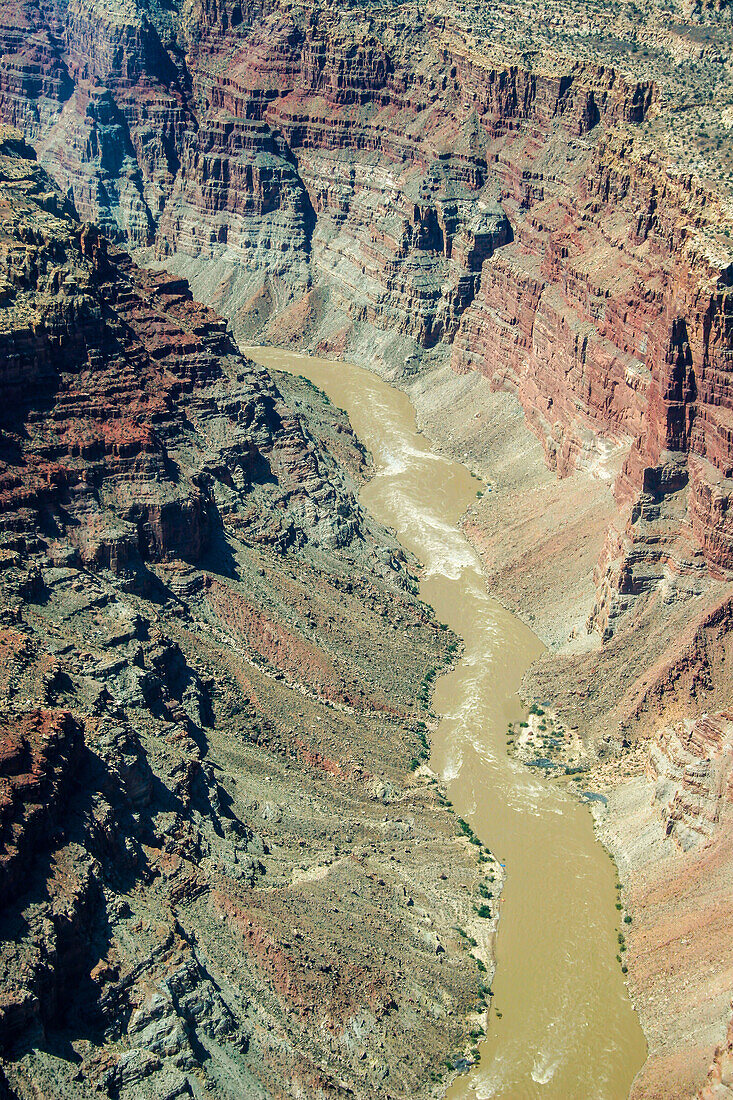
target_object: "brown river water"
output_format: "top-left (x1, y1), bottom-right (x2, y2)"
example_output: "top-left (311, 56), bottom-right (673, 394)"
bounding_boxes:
top-left (246, 348), bottom-right (647, 1099)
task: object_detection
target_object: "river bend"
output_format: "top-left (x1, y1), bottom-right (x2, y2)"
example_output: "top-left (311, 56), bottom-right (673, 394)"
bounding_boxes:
top-left (246, 348), bottom-right (646, 1100)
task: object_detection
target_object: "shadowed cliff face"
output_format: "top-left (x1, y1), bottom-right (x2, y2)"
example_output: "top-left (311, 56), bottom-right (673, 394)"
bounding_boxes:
top-left (0, 130), bottom-right (498, 1100)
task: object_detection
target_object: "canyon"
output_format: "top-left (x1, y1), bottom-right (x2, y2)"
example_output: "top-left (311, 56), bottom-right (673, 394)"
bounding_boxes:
top-left (0, 0), bottom-right (733, 1095)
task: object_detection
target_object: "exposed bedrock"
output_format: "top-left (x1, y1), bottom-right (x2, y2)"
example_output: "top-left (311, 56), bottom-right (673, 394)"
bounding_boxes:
top-left (0, 130), bottom-right (497, 1099)
top-left (592, 708), bottom-right (733, 1100)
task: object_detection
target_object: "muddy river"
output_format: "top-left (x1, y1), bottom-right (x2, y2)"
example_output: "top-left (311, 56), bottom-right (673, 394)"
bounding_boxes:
top-left (246, 348), bottom-right (647, 1099)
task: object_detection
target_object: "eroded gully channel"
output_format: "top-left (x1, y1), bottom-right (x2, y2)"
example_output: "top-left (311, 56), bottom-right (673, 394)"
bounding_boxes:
top-left (246, 348), bottom-right (647, 1099)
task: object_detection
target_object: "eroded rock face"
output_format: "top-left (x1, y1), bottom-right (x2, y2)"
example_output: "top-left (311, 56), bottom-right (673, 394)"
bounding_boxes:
top-left (0, 130), bottom-right (496, 1099)
top-left (0, 127), bottom-right (370, 573)
top-left (592, 710), bottom-right (733, 1100)
top-left (700, 1006), bottom-right (733, 1100)
top-left (649, 712), bottom-right (733, 852)
top-left (0, 708), bottom-right (84, 902)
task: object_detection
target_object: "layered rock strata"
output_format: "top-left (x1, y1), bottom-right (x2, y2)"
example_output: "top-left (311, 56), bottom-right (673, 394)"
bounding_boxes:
top-left (594, 710), bottom-right (733, 1100)
top-left (0, 129), bottom-right (496, 1099)
top-left (1, 0), bottom-right (732, 603)
top-left (395, 361), bottom-right (733, 1100)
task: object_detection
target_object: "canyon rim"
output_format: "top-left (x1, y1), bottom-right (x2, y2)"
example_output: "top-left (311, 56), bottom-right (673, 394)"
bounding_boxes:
top-left (1, 0), bottom-right (733, 1096)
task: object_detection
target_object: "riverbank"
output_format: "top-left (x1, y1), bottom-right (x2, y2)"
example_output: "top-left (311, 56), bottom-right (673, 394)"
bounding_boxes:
top-left (247, 347), bottom-right (646, 1098)
top-left (254, 336), bottom-right (733, 1098)
top-left (349, 346), bottom-right (733, 1100)
top-left (403, 356), bottom-right (733, 1100)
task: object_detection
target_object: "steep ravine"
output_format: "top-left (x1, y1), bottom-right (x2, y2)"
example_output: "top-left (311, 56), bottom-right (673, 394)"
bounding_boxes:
top-left (399, 359), bottom-right (733, 1100)
top-left (4, 0), bottom-right (733, 739)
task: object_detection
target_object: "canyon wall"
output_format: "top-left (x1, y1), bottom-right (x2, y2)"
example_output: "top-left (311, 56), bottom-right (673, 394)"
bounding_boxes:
top-left (0, 129), bottom-right (499, 1099)
top-left (595, 709), bottom-right (733, 1100)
